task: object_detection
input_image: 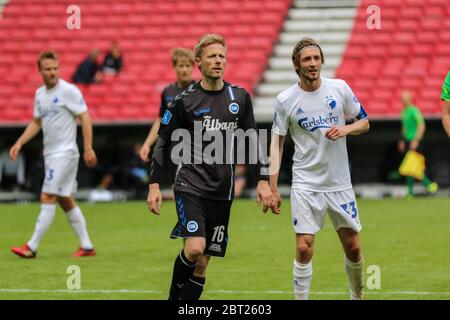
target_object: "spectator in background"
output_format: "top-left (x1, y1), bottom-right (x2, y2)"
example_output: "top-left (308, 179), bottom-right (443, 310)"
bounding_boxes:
top-left (72, 49), bottom-right (102, 84)
top-left (102, 42), bottom-right (123, 74)
top-left (0, 147), bottom-right (25, 190)
top-left (398, 91), bottom-right (438, 197)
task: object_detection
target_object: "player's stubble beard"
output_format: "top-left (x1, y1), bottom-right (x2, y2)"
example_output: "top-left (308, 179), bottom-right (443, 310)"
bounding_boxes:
top-left (299, 65), bottom-right (321, 90)
top-left (201, 66), bottom-right (224, 90)
top-left (43, 74), bottom-right (59, 89)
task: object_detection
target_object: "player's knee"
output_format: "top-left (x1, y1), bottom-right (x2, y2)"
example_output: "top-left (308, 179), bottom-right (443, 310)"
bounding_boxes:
top-left (184, 246), bottom-right (205, 262)
top-left (57, 197), bottom-right (76, 212)
top-left (193, 260), bottom-right (208, 277)
top-left (40, 193), bottom-right (56, 204)
top-left (297, 243), bottom-right (313, 260)
top-left (345, 242), bottom-right (361, 261)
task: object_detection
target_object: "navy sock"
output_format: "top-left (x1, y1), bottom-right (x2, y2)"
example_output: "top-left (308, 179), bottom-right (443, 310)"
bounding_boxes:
top-left (168, 250), bottom-right (196, 300)
top-left (179, 275), bottom-right (206, 300)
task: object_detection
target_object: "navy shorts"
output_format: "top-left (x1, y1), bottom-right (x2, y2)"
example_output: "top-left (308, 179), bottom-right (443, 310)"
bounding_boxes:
top-left (171, 192), bottom-right (232, 257)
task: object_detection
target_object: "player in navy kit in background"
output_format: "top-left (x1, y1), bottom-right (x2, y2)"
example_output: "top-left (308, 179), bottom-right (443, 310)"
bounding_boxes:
top-left (147, 34), bottom-right (273, 300)
top-left (139, 48), bottom-right (196, 162)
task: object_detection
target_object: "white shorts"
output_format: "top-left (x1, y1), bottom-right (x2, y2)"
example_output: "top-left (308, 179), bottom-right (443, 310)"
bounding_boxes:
top-left (290, 188), bottom-right (362, 235)
top-left (42, 156), bottom-right (79, 197)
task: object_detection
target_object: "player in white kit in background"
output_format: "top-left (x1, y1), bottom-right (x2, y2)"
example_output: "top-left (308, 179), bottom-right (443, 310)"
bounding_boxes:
top-left (9, 51), bottom-right (98, 258)
top-left (267, 38), bottom-right (370, 299)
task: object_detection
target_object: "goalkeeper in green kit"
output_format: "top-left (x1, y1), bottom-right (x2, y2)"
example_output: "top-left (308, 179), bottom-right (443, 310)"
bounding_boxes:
top-left (398, 91), bottom-right (438, 197)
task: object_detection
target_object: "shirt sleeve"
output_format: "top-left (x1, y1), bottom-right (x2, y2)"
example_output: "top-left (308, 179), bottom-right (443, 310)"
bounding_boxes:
top-left (343, 81), bottom-right (368, 120)
top-left (66, 85), bottom-right (88, 116)
top-left (414, 108), bottom-right (424, 125)
top-left (158, 99), bottom-right (184, 140)
top-left (159, 90), bottom-right (167, 118)
top-left (149, 99), bottom-right (184, 184)
top-left (272, 98), bottom-right (289, 136)
top-left (33, 93), bottom-right (41, 119)
top-left (239, 91), bottom-right (269, 182)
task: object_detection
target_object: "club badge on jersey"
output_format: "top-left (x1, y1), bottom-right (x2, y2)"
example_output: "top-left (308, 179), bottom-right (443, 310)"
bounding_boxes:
top-left (229, 102), bottom-right (239, 114)
top-left (162, 110), bottom-right (172, 125)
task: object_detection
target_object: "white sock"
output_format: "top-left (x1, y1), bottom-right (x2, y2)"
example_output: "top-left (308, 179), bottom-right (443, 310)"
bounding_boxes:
top-left (293, 260), bottom-right (313, 300)
top-left (345, 255), bottom-right (364, 300)
top-left (27, 203), bottom-right (56, 252)
top-left (66, 206), bottom-right (94, 250)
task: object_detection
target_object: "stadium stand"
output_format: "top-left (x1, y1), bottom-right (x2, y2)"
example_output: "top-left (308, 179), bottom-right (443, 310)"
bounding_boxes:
top-left (336, 0), bottom-right (450, 118)
top-left (254, 0), bottom-right (359, 120)
top-left (0, 0), bottom-right (291, 124)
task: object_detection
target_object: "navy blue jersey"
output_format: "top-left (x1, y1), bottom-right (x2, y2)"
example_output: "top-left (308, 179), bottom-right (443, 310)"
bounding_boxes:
top-left (150, 81), bottom-right (267, 201)
top-left (159, 81), bottom-right (196, 118)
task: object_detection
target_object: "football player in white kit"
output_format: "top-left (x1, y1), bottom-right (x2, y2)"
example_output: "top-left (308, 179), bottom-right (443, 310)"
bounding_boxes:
top-left (9, 51), bottom-right (98, 258)
top-left (268, 38), bottom-right (370, 299)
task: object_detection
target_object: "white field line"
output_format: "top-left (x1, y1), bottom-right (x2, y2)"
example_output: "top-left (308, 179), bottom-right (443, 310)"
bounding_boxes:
top-left (0, 289), bottom-right (450, 295)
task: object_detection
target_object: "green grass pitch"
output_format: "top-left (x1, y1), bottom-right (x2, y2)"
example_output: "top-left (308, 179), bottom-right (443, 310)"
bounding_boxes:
top-left (0, 197), bottom-right (449, 300)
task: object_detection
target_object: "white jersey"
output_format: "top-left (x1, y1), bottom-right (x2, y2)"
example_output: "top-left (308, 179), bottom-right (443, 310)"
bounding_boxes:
top-left (33, 79), bottom-right (87, 158)
top-left (272, 77), bottom-right (368, 192)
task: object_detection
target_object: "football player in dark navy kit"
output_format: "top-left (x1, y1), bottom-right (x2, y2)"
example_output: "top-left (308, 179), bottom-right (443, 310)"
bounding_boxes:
top-left (139, 48), bottom-right (196, 161)
top-left (147, 34), bottom-right (273, 300)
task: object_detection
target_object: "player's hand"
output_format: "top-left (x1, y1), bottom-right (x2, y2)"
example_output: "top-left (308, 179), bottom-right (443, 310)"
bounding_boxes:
top-left (409, 140), bottom-right (419, 151)
top-left (270, 189), bottom-right (282, 214)
top-left (84, 148), bottom-right (97, 168)
top-left (325, 125), bottom-right (348, 141)
top-left (139, 144), bottom-right (150, 162)
top-left (147, 183), bottom-right (162, 215)
top-left (398, 140), bottom-right (405, 153)
top-left (9, 142), bottom-right (22, 161)
top-left (256, 180), bottom-right (273, 213)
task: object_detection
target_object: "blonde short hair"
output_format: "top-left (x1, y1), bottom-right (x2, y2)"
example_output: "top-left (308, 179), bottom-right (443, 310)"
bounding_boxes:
top-left (194, 33), bottom-right (226, 59)
top-left (170, 48), bottom-right (194, 66)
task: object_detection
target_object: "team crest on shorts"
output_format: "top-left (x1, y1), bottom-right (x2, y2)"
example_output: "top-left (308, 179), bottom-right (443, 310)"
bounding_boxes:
top-left (187, 221), bottom-right (198, 233)
top-left (229, 103), bottom-right (239, 114)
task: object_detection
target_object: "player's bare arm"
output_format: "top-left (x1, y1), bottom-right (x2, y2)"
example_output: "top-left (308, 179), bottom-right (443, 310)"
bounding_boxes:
top-left (9, 118), bottom-right (42, 161)
top-left (148, 132), bottom-right (171, 215)
top-left (325, 119), bottom-right (369, 141)
top-left (256, 180), bottom-right (273, 213)
top-left (268, 132), bottom-right (286, 214)
top-left (147, 183), bottom-right (162, 215)
top-left (442, 100), bottom-right (450, 137)
top-left (140, 117), bottom-right (161, 162)
top-left (409, 122), bottom-right (425, 151)
top-left (78, 111), bottom-right (97, 168)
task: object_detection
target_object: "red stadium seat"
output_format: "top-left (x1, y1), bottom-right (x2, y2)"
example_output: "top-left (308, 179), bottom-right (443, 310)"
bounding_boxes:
top-left (336, 0), bottom-right (449, 117)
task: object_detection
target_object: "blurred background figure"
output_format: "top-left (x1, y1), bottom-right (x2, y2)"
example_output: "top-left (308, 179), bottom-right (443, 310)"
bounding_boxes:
top-left (72, 49), bottom-right (102, 84)
top-left (398, 91), bottom-right (438, 197)
top-left (127, 143), bottom-right (150, 199)
top-left (0, 145), bottom-right (25, 191)
top-left (102, 41), bottom-right (123, 75)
